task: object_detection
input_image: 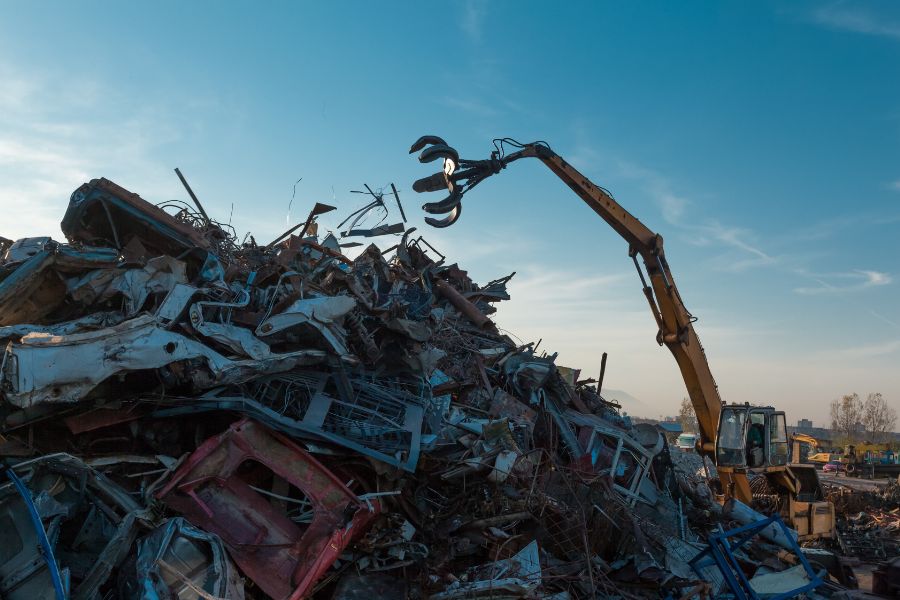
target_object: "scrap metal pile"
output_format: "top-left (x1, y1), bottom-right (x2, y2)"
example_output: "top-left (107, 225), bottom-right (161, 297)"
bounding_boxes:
top-left (825, 480), bottom-right (900, 561)
top-left (0, 177), bottom-right (844, 599)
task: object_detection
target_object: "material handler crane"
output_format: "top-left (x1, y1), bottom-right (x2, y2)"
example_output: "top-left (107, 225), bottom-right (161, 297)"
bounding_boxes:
top-left (791, 433), bottom-right (821, 464)
top-left (409, 135), bottom-right (834, 539)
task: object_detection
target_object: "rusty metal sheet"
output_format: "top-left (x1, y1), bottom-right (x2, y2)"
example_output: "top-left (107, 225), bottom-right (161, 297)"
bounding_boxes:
top-left (0, 244), bottom-right (119, 326)
top-left (62, 178), bottom-right (212, 257)
top-left (157, 419), bottom-right (380, 600)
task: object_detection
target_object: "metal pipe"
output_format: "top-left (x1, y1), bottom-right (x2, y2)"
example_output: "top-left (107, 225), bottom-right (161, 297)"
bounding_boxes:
top-left (174, 168), bottom-right (211, 225)
top-left (391, 183), bottom-right (407, 222)
top-left (598, 351), bottom-right (608, 393)
top-left (432, 279), bottom-right (494, 329)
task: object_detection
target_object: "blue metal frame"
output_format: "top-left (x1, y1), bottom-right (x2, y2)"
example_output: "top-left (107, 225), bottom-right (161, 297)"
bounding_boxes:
top-left (2, 466), bottom-right (67, 600)
top-left (689, 514), bottom-right (822, 600)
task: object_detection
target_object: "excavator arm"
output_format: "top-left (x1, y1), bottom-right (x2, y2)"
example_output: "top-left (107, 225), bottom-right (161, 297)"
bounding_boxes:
top-left (409, 136), bottom-right (751, 498)
top-left (792, 433), bottom-right (819, 447)
top-left (513, 144), bottom-right (724, 454)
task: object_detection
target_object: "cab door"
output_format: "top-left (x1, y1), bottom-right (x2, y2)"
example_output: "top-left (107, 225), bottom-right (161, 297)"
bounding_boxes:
top-left (745, 410), bottom-right (768, 467)
top-left (767, 411), bottom-right (789, 466)
top-left (716, 405), bottom-right (748, 467)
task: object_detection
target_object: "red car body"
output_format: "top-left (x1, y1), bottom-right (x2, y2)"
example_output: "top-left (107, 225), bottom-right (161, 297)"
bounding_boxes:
top-left (157, 419), bottom-right (380, 600)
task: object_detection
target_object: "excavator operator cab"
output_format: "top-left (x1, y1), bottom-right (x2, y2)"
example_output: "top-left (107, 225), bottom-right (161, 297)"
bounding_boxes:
top-left (716, 404), bottom-right (789, 469)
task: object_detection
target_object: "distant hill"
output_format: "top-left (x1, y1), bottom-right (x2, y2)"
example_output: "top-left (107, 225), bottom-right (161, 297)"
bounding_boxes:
top-left (600, 388), bottom-right (651, 416)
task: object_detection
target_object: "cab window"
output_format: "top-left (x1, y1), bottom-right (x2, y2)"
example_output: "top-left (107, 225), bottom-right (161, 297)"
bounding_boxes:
top-left (746, 413), bottom-right (766, 467)
top-left (717, 408), bottom-right (747, 466)
top-left (768, 413), bottom-right (788, 466)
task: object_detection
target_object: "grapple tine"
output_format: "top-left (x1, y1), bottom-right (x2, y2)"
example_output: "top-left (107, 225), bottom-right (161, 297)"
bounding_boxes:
top-left (409, 135), bottom-right (448, 154)
top-left (422, 186), bottom-right (463, 214)
top-left (412, 172), bottom-right (448, 194)
top-left (418, 144), bottom-right (459, 165)
top-left (424, 204), bottom-right (462, 228)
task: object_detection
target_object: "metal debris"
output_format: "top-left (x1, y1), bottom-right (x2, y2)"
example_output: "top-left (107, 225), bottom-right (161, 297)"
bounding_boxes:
top-left (0, 174), bottom-right (868, 599)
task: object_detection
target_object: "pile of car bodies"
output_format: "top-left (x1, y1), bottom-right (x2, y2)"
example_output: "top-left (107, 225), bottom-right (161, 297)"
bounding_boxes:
top-left (0, 176), bottom-right (859, 599)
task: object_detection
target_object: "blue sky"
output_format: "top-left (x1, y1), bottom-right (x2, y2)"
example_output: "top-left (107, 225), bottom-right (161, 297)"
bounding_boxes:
top-left (1, 1), bottom-right (898, 424)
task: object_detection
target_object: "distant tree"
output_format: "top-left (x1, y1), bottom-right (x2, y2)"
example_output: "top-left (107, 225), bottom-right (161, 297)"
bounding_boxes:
top-left (831, 393), bottom-right (863, 443)
top-left (862, 393), bottom-right (897, 443)
top-left (679, 397), bottom-right (697, 433)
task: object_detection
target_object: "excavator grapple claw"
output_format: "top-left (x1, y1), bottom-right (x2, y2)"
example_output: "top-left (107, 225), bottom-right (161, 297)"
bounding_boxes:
top-left (409, 134), bottom-right (508, 228)
top-left (410, 135), bottom-right (465, 228)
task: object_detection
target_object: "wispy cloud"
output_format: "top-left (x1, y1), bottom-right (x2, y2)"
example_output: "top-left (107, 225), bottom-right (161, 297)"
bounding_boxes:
top-left (794, 269), bottom-right (892, 295)
top-left (863, 270), bottom-right (893, 285)
top-left (791, 213), bottom-right (870, 243)
top-left (889, 180), bottom-right (900, 191)
top-left (869, 309), bottom-right (900, 329)
top-left (810, 2), bottom-right (900, 41)
top-left (566, 129), bottom-right (900, 289)
top-left (834, 338), bottom-right (900, 359)
top-left (0, 60), bottom-right (231, 241)
top-left (460, 0), bottom-right (487, 42)
top-left (590, 151), bottom-right (777, 271)
top-left (612, 158), bottom-right (689, 225)
top-left (696, 220), bottom-right (776, 271)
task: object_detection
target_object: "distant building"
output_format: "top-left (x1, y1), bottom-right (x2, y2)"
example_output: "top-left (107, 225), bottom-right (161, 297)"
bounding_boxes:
top-left (797, 419), bottom-right (813, 429)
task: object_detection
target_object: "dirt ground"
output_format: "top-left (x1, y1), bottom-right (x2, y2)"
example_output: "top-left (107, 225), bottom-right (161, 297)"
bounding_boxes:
top-left (820, 473), bottom-right (893, 492)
